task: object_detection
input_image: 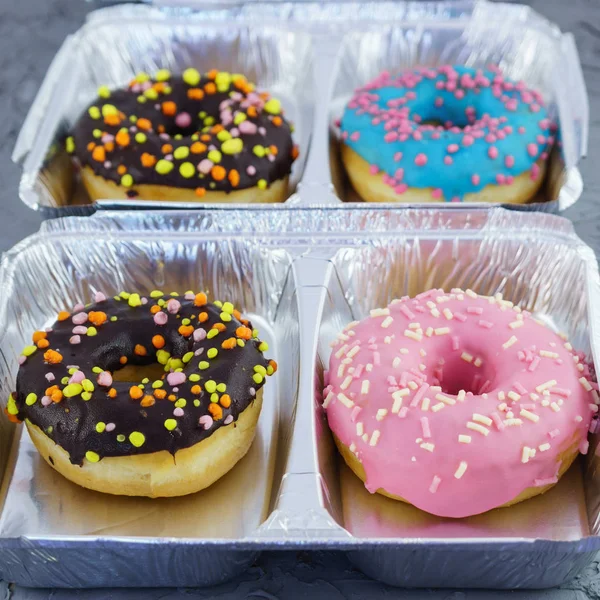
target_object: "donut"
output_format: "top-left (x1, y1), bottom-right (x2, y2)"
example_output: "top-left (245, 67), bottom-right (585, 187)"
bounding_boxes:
top-left (323, 288), bottom-right (597, 518)
top-left (8, 290), bottom-right (277, 497)
top-left (66, 68), bottom-right (299, 203)
top-left (340, 65), bottom-right (555, 203)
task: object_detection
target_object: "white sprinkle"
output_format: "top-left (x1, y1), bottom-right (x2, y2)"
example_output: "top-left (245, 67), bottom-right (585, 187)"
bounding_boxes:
top-left (521, 446), bottom-right (531, 464)
top-left (366, 363), bottom-right (373, 372)
top-left (337, 363), bottom-right (346, 378)
top-left (340, 376), bottom-right (353, 390)
top-left (473, 357), bottom-right (482, 368)
top-left (536, 380), bottom-right (557, 393)
top-left (498, 391), bottom-right (506, 401)
top-left (349, 442), bottom-right (356, 453)
top-left (458, 434), bottom-right (472, 444)
top-left (454, 461), bottom-right (468, 479)
top-left (436, 393), bottom-right (456, 405)
top-left (370, 308), bottom-right (390, 317)
top-left (422, 397), bottom-right (430, 411)
top-left (503, 336), bottom-right (518, 349)
top-left (392, 389), bottom-right (409, 413)
top-left (419, 348), bottom-right (427, 357)
top-left (466, 289), bottom-right (478, 298)
top-left (435, 327), bottom-right (450, 336)
top-left (337, 393), bottom-right (354, 408)
top-left (498, 402), bottom-right (508, 411)
top-left (356, 422), bottom-right (364, 436)
top-left (529, 393), bottom-right (539, 401)
top-left (369, 430), bottom-right (381, 446)
top-left (509, 321), bottom-right (524, 329)
top-left (398, 406), bottom-right (408, 418)
top-left (430, 308), bottom-right (441, 318)
top-left (578, 364), bottom-right (585, 372)
top-left (457, 390), bottom-right (466, 402)
top-left (541, 399), bottom-right (550, 407)
top-left (575, 415), bottom-right (583, 422)
top-left (400, 348), bottom-right (409, 354)
top-left (344, 320), bottom-right (359, 331)
top-left (472, 413), bottom-right (492, 426)
top-left (362, 433), bottom-right (368, 442)
top-left (376, 409), bottom-right (388, 421)
top-left (564, 342), bottom-right (573, 351)
top-left (467, 422), bottom-right (490, 436)
top-left (461, 352), bottom-right (473, 363)
top-left (539, 443), bottom-right (551, 452)
top-left (540, 350), bottom-right (559, 359)
top-left (590, 404), bottom-right (599, 413)
top-left (408, 322), bottom-right (421, 330)
top-left (347, 345), bottom-right (360, 359)
top-left (503, 418), bottom-right (523, 427)
top-left (381, 316), bottom-right (394, 329)
top-left (323, 392), bottom-right (334, 409)
top-left (431, 402), bottom-right (445, 412)
top-left (420, 442), bottom-right (435, 452)
top-left (342, 358), bottom-right (352, 365)
top-left (507, 391), bottom-right (521, 402)
top-left (421, 416), bottom-right (431, 438)
top-left (574, 355), bottom-right (580, 363)
top-left (404, 330), bottom-right (423, 341)
top-left (335, 344), bottom-right (349, 359)
top-left (467, 306), bottom-right (483, 315)
top-left (338, 333), bottom-right (350, 342)
top-left (550, 402), bottom-right (561, 412)
top-left (579, 377), bottom-right (593, 391)
top-left (408, 381), bottom-right (418, 390)
top-left (429, 475), bottom-right (441, 493)
top-left (593, 390), bottom-right (600, 405)
top-left (392, 357), bottom-right (402, 368)
top-left (360, 380), bottom-right (370, 395)
top-left (443, 308), bottom-right (453, 320)
top-left (384, 336), bottom-right (392, 344)
top-left (425, 327), bottom-right (434, 337)
top-left (520, 409), bottom-right (539, 423)
top-left (419, 364), bottom-right (426, 372)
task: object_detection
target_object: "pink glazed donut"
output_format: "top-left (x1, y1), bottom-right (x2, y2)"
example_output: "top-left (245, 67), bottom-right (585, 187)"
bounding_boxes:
top-left (323, 288), bottom-right (598, 518)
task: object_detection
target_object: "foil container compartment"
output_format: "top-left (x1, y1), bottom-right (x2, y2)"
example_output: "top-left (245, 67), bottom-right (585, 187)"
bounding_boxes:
top-left (12, 0), bottom-right (588, 217)
top-left (0, 207), bottom-right (599, 588)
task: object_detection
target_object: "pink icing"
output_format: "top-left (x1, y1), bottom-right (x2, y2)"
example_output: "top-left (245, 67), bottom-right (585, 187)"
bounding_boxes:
top-left (325, 288), bottom-right (595, 518)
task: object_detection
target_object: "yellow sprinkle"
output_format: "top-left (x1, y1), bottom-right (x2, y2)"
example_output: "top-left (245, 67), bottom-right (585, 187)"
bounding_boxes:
top-left (85, 451), bottom-right (100, 463)
top-left (129, 432), bottom-right (145, 447)
top-left (96, 422), bottom-right (106, 433)
top-left (25, 393), bottom-right (38, 406)
top-left (164, 419), bottom-right (177, 431)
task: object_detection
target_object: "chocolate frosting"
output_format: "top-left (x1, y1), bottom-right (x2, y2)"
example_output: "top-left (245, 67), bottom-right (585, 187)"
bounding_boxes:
top-left (68, 69), bottom-right (298, 196)
top-left (13, 292), bottom-right (274, 465)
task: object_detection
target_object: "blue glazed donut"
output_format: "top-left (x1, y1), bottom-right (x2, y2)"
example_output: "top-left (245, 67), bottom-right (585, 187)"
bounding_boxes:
top-left (340, 65), bottom-right (556, 203)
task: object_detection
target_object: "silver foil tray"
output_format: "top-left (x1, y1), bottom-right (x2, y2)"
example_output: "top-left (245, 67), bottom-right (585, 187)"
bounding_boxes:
top-left (12, 0), bottom-right (588, 217)
top-left (0, 207), bottom-right (599, 589)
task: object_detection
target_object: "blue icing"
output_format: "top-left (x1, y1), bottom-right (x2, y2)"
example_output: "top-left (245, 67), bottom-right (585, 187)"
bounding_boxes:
top-left (341, 66), bottom-right (553, 201)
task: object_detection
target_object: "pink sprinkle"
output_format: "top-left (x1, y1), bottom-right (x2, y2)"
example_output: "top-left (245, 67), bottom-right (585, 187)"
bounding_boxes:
top-left (368, 344), bottom-right (378, 351)
top-left (394, 168), bottom-right (404, 181)
top-left (72, 312), bottom-right (88, 325)
top-left (478, 320), bottom-right (494, 329)
top-left (505, 155), bottom-right (515, 168)
top-left (224, 415), bottom-right (234, 425)
top-left (472, 374), bottom-right (482, 391)
top-left (429, 475), bottom-right (441, 494)
top-left (491, 412), bottom-right (505, 431)
top-left (246, 165), bottom-right (256, 176)
top-left (398, 406), bottom-right (408, 419)
top-left (175, 112), bottom-right (192, 128)
top-left (198, 159), bottom-right (213, 174)
top-left (552, 387), bottom-right (572, 398)
top-left (41, 395), bottom-right (52, 407)
top-left (45, 373), bottom-right (55, 382)
top-left (353, 364), bottom-right (364, 379)
top-left (580, 440), bottom-right (590, 455)
top-left (18, 355), bottom-right (26, 365)
top-left (521, 403), bottom-right (536, 410)
top-left (434, 97), bottom-right (444, 107)
top-left (431, 188), bottom-right (443, 199)
top-left (462, 135), bottom-right (474, 147)
top-left (72, 326), bottom-right (87, 335)
top-left (496, 174), bottom-right (506, 185)
top-left (73, 302), bottom-right (85, 312)
top-left (166, 299), bottom-right (181, 314)
top-left (94, 292), bottom-right (106, 303)
top-left (444, 156), bottom-right (453, 166)
top-left (105, 423), bottom-right (116, 432)
top-left (454, 312), bottom-right (467, 322)
top-left (97, 371), bottom-right (113, 387)
top-left (433, 367), bottom-right (443, 383)
top-left (488, 146), bottom-right (498, 159)
top-left (530, 103), bottom-right (541, 113)
top-left (590, 419), bottom-right (598, 434)
top-left (184, 292), bottom-right (195, 300)
top-left (530, 163), bottom-right (540, 180)
top-left (193, 328), bottom-right (207, 342)
top-left (467, 306), bottom-right (483, 315)
top-left (528, 356), bottom-right (541, 372)
top-left (415, 153), bottom-right (428, 166)
top-left (471, 174), bottom-right (480, 186)
top-left (479, 380), bottom-right (491, 394)
top-left (154, 311), bottom-right (168, 326)
top-left (199, 415), bottom-right (213, 430)
top-left (518, 126), bottom-right (526, 134)
top-left (527, 143), bottom-right (538, 157)
top-left (548, 429), bottom-right (560, 439)
top-left (513, 382), bottom-right (528, 395)
top-left (534, 476), bottom-right (558, 487)
top-left (167, 372), bottom-right (186, 386)
top-left (485, 134), bottom-right (497, 144)
top-left (350, 132), bottom-right (360, 142)
top-left (399, 304), bottom-right (415, 319)
top-left (387, 375), bottom-right (398, 386)
top-left (369, 164), bottom-right (379, 175)
top-left (238, 120), bottom-right (257, 135)
top-left (173, 407), bottom-right (184, 417)
top-left (412, 383), bottom-right (430, 407)
top-left (447, 144), bottom-right (459, 154)
top-left (505, 98), bottom-right (518, 111)
top-left (69, 371), bottom-right (85, 384)
top-left (350, 406), bottom-right (362, 422)
top-left (373, 352), bottom-right (381, 366)
top-left (421, 417), bottom-right (431, 438)
top-left (451, 336), bottom-right (460, 351)
top-left (394, 184), bottom-right (408, 195)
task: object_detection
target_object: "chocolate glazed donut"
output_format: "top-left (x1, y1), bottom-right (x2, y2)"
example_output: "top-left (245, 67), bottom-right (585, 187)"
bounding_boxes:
top-left (67, 68), bottom-right (299, 203)
top-left (9, 290), bottom-right (277, 497)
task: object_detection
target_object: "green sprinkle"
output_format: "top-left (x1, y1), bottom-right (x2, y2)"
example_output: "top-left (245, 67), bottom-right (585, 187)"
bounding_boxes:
top-left (128, 293), bottom-right (142, 307)
top-left (175, 398), bottom-right (187, 408)
top-left (207, 329), bottom-right (219, 339)
top-left (210, 393), bottom-right (219, 403)
top-left (114, 296), bottom-right (121, 301)
top-left (151, 290), bottom-right (164, 298)
top-left (199, 111), bottom-right (207, 119)
top-left (216, 383), bottom-right (227, 393)
top-left (193, 399), bottom-right (201, 407)
top-left (179, 162), bottom-right (195, 178)
top-left (66, 136), bottom-right (75, 153)
top-left (164, 419), bottom-right (177, 431)
top-left (88, 106), bottom-right (101, 119)
top-left (222, 301), bottom-right (234, 314)
top-left (22, 345), bottom-right (37, 357)
top-left (204, 116), bottom-right (215, 126)
top-left (234, 112), bottom-right (247, 125)
top-left (215, 71), bottom-right (231, 89)
top-left (183, 67), bottom-right (201, 86)
top-left (141, 378), bottom-right (149, 384)
top-left (81, 392), bottom-right (92, 401)
top-left (264, 98), bottom-right (281, 114)
top-left (120, 291), bottom-right (130, 299)
top-left (117, 434), bottom-right (126, 442)
top-left (205, 380), bottom-right (217, 393)
top-left (171, 359), bottom-right (184, 371)
top-left (155, 68), bottom-right (171, 82)
top-left (267, 365), bottom-right (274, 375)
top-left (173, 146), bottom-right (190, 160)
top-left (222, 138), bottom-right (243, 155)
top-left (47, 426), bottom-right (53, 434)
top-left (189, 374), bottom-right (201, 382)
top-left (253, 145), bottom-right (265, 158)
top-left (257, 179), bottom-right (268, 190)
top-left (156, 159), bottom-right (174, 175)
top-left (182, 352), bottom-right (194, 364)
top-left (101, 104), bottom-right (118, 117)
top-left (110, 316), bottom-right (118, 322)
top-left (207, 348), bottom-right (218, 359)
top-left (207, 149), bottom-right (222, 163)
top-left (96, 422), bottom-right (106, 433)
top-left (61, 377), bottom-right (69, 385)
top-left (82, 379), bottom-right (95, 392)
top-left (217, 130), bottom-right (232, 142)
top-left (158, 299), bottom-right (166, 307)
top-left (135, 132), bottom-right (147, 144)
top-left (237, 339), bottom-right (245, 347)
top-left (86, 451), bottom-right (100, 463)
top-left (199, 361), bottom-right (209, 370)
top-left (92, 128), bottom-right (102, 139)
top-left (137, 96), bottom-right (147, 104)
top-left (98, 85), bottom-right (111, 99)
top-left (254, 365), bottom-right (267, 375)
top-left (144, 88), bottom-right (158, 100)
top-left (129, 115), bottom-right (138, 123)
top-left (92, 366), bottom-right (103, 374)
top-left (129, 431), bottom-right (145, 447)
top-left (220, 312), bottom-right (232, 322)
top-left (252, 329), bottom-right (259, 338)
top-left (87, 327), bottom-right (98, 337)
top-left (135, 72), bottom-right (150, 83)
top-left (214, 301), bottom-right (223, 308)
top-left (181, 318), bottom-right (191, 326)
top-left (25, 393), bottom-right (38, 406)
top-left (152, 380), bottom-right (164, 389)
top-left (121, 174), bottom-right (134, 188)
top-left (253, 373), bottom-right (264, 384)
top-left (63, 383), bottom-right (83, 398)
top-left (68, 368), bottom-right (78, 375)
top-left (6, 394), bottom-right (18, 415)
top-left (157, 350), bottom-right (171, 365)
top-left (170, 292), bottom-right (179, 297)
top-left (259, 341), bottom-right (269, 352)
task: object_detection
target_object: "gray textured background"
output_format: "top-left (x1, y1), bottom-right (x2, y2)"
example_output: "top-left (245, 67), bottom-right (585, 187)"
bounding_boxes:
top-left (2, 0), bottom-right (600, 597)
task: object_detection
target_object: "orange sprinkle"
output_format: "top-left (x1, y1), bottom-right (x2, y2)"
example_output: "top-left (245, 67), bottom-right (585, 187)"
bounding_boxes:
top-left (236, 326), bottom-right (252, 340)
top-left (291, 145), bottom-right (299, 160)
top-left (228, 169), bottom-right (240, 187)
top-left (141, 152), bottom-right (157, 168)
top-left (233, 309), bottom-right (242, 320)
top-left (211, 124), bottom-right (224, 134)
top-left (119, 356), bottom-right (128, 365)
top-left (195, 187), bottom-right (206, 198)
top-left (104, 114), bottom-right (121, 126)
top-left (178, 325), bottom-right (194, 337)
top-left (5, 411), bottom-right (21, 424)
top-left (88, 311), bottom-right (107, 326)
top-left (134, 344), bottom-right (147, 356)
top-left (57, 311), bottom-right (70, 321)
top-left (51, 389), bottom-right (63, 403)
top-left (194, 292), bottom-right (207, 307)
top-left (161, 144), bottom-right (173, 154)
top-left (115, 130), bottom-right (130, 147)
top-left (221, 337), bottom-right (237, 350)
top-left (208, 403), bottom-right (223, 420)
top-left (117, 165), bottom-right (127, 175)
top-left (137, 118), bottom-right (152, 131)
top-left (104, 141), bottom-right (115, 153)
top-left (92, 146), bottom-right (106, 162)
top-left (212, 323), bottom-right (226, 332)
top-left (241, 318), bottom-right (249, 326)
top-left (260, 92), bottom-right (269, 101)
top-left (219, 394), bottom-right (231, 408)
top-left (191, 385), bottom-right (202, 395)
top-left (153, 82), bottom-right (166, 93)
top-left (272, 116), bottom-right (283, 127)
top-left (233, 77), bottom-right (246, 89)
top-left (154, 389), bottom-right (167, 400)
top-left (200, 134), bottom-right (211, 142)
top-left (247, 106), bottom-right (257, 118)
top-left (32, 331), bottom-right (47, 343)
top-left (168, 394), bottom-right (176, 402)
top-left (199, 312), bottom-right (209, 323)
top-left (129, 386), bottom-right (143, 400)
top-left (204, 82), bottom-right (216, 94)
top-left (43, 350), bottom-right (63, 364)
top-left (269, 359), bottom-right (278, 373)
top-left (152, 335), bottom-right (165, 349)
top-left (45, 385), bottom-right (58, 396)
top-left (269, 145), bottom-right (278, 156)
top-left (207, 69), bottom-right (218, 80)
top-left (158, 125), bottom-right (166, 134)
top-left (150, 305), bottom-right (162, 314)
top-left (141, 395), bottom-right (155, 407)
top-left (191, 142), bottom-right (207, 154)
top-left (37, 339), bottom-right (50, 349)
top-left (108, 388), bottom-right (117, 398)
top-left (211, 165), bottom-right (226, 181)
top-left (187, 88), bottom-right (205, 100)
top-left (162, 101), bottom-right (177, 116)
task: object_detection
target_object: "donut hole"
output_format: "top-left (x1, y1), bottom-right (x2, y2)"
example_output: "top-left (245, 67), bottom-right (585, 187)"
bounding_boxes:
top-left (434, 353), bottom-right (496, 397)
top-left (111, 363), bottom-right (166, 383)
